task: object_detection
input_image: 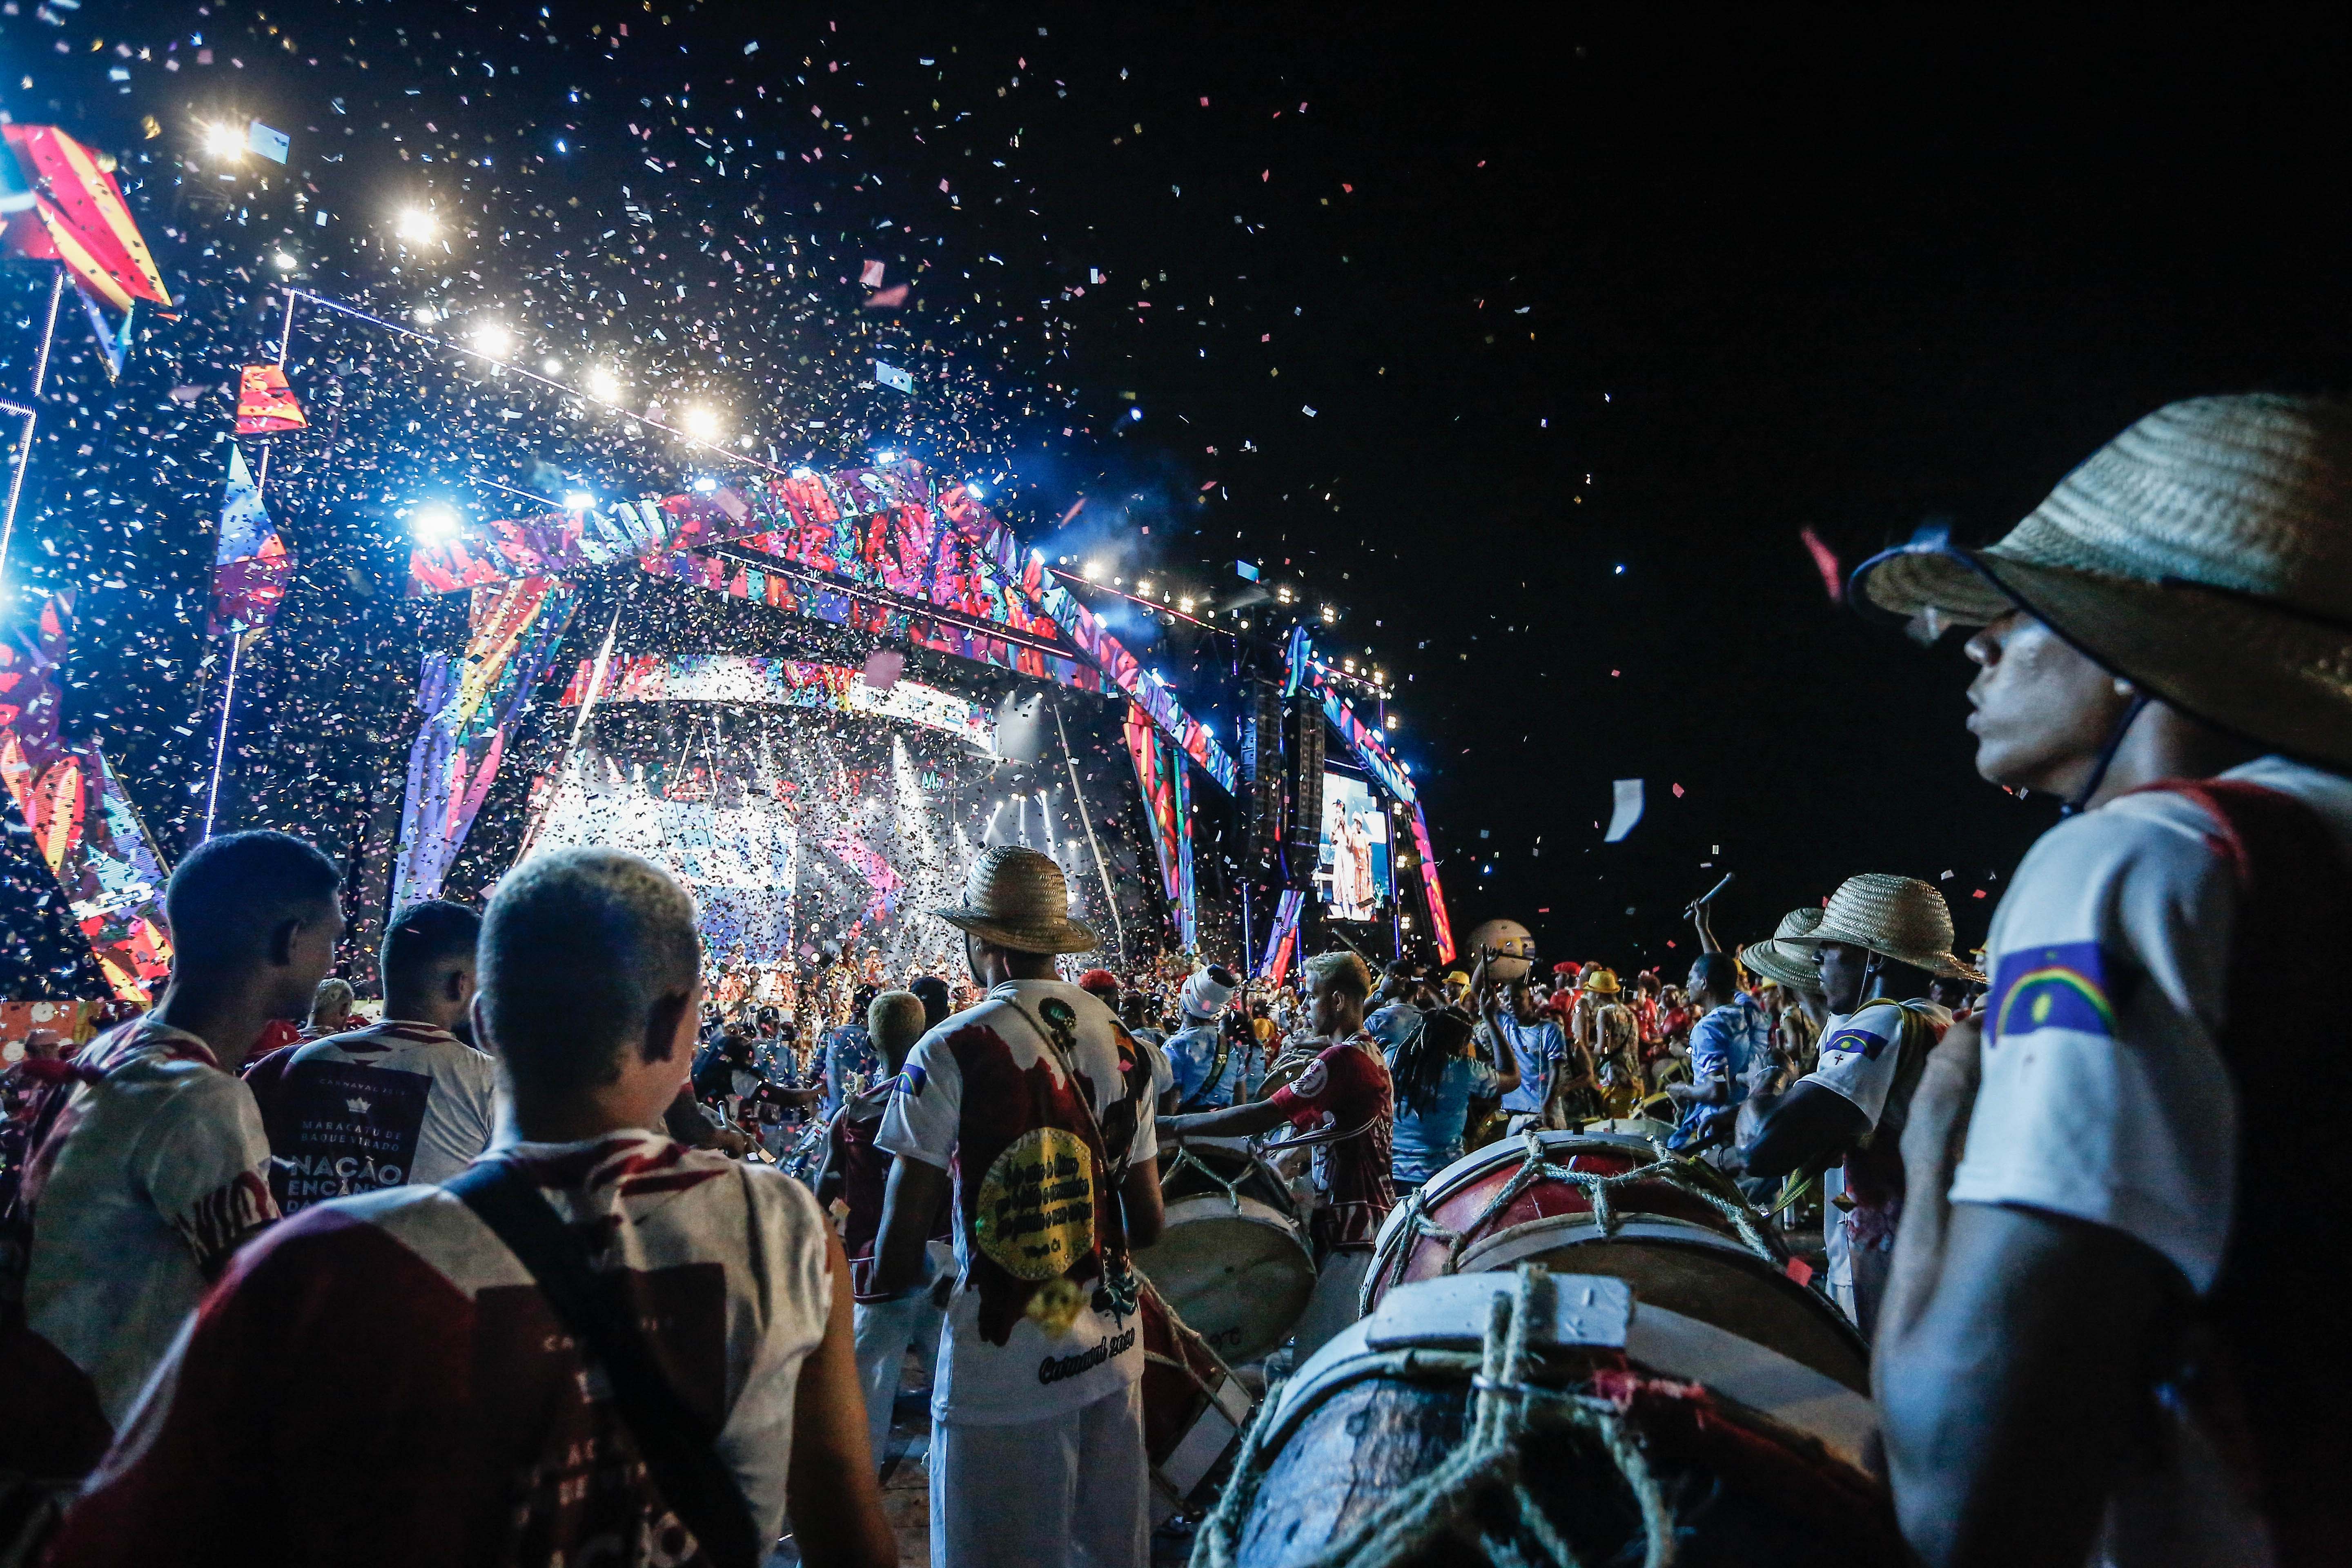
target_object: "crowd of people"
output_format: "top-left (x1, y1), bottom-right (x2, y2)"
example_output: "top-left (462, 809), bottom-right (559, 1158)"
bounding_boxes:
top-left (2, 392), bottom-right (2347, 1568)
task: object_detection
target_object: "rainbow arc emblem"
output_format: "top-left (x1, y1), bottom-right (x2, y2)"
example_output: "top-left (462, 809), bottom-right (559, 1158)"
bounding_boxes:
top-left (1990, 942), bottom-right (2116, 1042)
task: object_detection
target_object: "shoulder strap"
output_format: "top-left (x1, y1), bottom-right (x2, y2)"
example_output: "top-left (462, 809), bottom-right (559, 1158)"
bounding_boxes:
top-left (444, 1160), bottom-right (763, 1568)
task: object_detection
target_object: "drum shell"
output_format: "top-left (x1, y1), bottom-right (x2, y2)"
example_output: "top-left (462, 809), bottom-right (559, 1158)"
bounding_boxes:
top-left (1370, 1133), bottom-right (1865, 1392)
top-left (1139, 1278), bottom-right (1255, 1518)
top-left (1231, 1346), bottom-right (1901, 1567)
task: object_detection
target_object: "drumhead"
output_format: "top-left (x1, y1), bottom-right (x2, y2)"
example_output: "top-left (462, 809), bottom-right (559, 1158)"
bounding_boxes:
top-left (1133, 1195), bottom-right (1316, 1365)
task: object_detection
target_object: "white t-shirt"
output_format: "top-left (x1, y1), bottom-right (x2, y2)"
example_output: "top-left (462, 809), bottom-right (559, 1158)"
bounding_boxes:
top-left (57, 1129), bottom-right (833, 1560)
top-left (1803, 997), bottom-right (1952, 1136)
top-left (1950, 755), bottom-right (2352, 1568)
top-left (268, 1021), bottom-right (501, 1208)
top-left (1953, 755), bottom-right (2352, 1291)
top-left (18, 1018), bottom-right (279, 1437)
top-left (874, 979), bottom-right (1158, 1425)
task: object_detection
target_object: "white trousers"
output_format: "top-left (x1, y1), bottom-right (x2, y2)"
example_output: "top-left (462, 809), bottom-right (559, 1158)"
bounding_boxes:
top-left (849, 1243), bottom-right (950, 1466)
top-left (1291, 1248), bottom-right (1374, 1364)
top-left (928, 1379), bottom-right (1149, 1568)
top-left (851, 1291), bottom-right (940, 1468)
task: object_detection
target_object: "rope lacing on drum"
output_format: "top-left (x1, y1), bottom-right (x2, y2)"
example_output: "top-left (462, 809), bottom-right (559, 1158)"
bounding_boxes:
top-left (1190, 1264), bottom-right (1677, 1568)
top-left (1161, 1145), bottom-right (1258, 1214)
top-left (1363, 1129), bottom-right (1782, 1316)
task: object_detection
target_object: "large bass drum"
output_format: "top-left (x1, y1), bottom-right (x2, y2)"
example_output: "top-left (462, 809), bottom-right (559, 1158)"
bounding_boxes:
top-left (1133, 1140), bottom-right (1315, 1365)
top-left (1199, 1268), bottom-right (1901, 1567)
top-left (1137, 1273), bottom-right (1257, 1522)
top-left (1366, 1129), bottom-right (1864, 1391)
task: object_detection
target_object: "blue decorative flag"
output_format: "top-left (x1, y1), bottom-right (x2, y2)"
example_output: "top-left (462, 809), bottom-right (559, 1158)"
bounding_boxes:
top-left (210, 444), bottom-right (292, 635)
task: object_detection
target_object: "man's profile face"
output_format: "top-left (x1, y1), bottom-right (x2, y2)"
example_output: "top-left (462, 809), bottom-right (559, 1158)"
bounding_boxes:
top-left (1964, 610), bottom-right (2132, 793)
top-left (1308, 972), bottom-right (1351, 1036)
top-left (1816, 940), bottom-right (1869, 1015)
top-left (274, 895), bottom-right (347, 1019)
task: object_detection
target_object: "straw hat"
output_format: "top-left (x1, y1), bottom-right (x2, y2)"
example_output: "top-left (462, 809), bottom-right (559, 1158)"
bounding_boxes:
top-left (934, 845), bottom-right (1098, 955)
top-left (1783, 874), bottom-right (1962, 976)
top-left (1740, 907), bottom-right (1826, 993)
top-left (1581, 967), bottom-right (1621, 995)
top-left (1849, 394), bottom-right (2352, 767)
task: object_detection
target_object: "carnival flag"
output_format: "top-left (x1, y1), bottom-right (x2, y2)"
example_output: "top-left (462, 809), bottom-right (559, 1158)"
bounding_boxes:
top-left (234, 363), bottom-right (307, 435)
top-left (0, 124), bottom-right (172, 315)
top-left (210, 444), bottom-right (294, 635)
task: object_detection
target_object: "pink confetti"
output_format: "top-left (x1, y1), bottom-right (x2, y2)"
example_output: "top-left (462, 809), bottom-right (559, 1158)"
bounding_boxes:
top-left (859, 260), bottom-right (885, 287)
top-left (1671, 783), bottom-right (1684, 798)
top-left (1799, 526), bottom-right (1843, 602)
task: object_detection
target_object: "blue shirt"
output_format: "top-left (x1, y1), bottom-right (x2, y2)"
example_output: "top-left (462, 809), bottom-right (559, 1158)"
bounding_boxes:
top-left (1389, 1051), bottom-right (1503, 1186)
top-left (1366, 1002), bottom-right (1424, 1052)
top-left (1491, 1014), bottom-right (1565, 1113)
top-left (1167, 1019), bottom-right (1246, 1107)
top-left (1687, 991), bottom-right (1771, 1105)
top-left (821, 1024), bottom-right (879, 1116)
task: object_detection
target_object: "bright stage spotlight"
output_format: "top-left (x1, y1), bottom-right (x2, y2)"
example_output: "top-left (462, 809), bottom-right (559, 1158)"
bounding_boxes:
top-left (541, 357), bottom-right (565, 376)
top-left (584, 365), bottom-right (622, 402)
top-left (409, 503), bottom-right (463, 543)
top-left (1080, 559), bottom-right (1103, 581)
top-left (682, 405), bottom-right (724, 441)
top-left (470, 322), bottom-right (514, 358)
top-left (394, 207), bottom-right (438, 244)
top-left (198, 122), bottom-right (244, 160)
top-left (563, 491), bottom-right (595, 512)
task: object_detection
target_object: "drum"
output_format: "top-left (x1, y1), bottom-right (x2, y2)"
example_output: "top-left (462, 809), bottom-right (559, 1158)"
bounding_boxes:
top-left (1138, 1274), bottom-right (1257, 1522)
top-left (1134, 1140), bottom-right (1316, 1364)
top-left (1200, 1268), bottom-right (1902, 1567)
top-left (1366, 1129), bottom-right (1866, 1391)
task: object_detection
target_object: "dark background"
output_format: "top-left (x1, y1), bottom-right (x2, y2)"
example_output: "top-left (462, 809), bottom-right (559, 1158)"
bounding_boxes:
top-left (5, 5), bottom-right (2350, 991)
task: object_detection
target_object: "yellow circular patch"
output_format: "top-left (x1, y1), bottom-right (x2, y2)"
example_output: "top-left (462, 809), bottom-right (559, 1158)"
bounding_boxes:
top-left (972, 1126), bottom-right (1097, 1281)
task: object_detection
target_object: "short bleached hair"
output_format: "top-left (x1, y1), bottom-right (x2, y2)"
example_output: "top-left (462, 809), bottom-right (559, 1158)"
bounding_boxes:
top-left (1302, 950), bottom-right (1372, 1001)
top-left (482, 848), bottom-right (700, 1093)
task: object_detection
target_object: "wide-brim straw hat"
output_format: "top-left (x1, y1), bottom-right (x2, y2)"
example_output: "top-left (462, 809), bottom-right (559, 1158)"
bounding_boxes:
top-left (1849, 394), bottom-right (2352, 768)
top-left (1783, 874), bottom-right (1963, 977)
top-left (1740, 906), bottom-right (1825, 993)
top-left (1582, 967), bottom-right (1621, 994)
top-left (935, 845), bottom-right (1098, 955)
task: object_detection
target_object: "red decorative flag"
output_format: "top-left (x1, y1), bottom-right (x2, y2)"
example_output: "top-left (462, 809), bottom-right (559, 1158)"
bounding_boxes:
top-left (235, 363), bottom-right (307, 435)
top-left (0, 124), bottom-right (172, 314)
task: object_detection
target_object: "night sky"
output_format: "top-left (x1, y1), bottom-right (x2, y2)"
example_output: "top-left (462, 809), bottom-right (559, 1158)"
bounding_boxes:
top-left (5, 7), bottom-right (2351, 990)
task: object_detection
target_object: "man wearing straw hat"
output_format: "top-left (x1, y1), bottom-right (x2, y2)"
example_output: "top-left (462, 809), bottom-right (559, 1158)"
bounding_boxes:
top-left (1745, 874), bottom-right (1965, 1334)
top-left (1742, 906), bottom-right (1832, 1064)
top-left (1851, 395), bottom-right (2352, 1568)
top-left (1734, 907), bottom-right (1833, 1139)
top-left (867, 846), bottom-right (1165, 1568)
